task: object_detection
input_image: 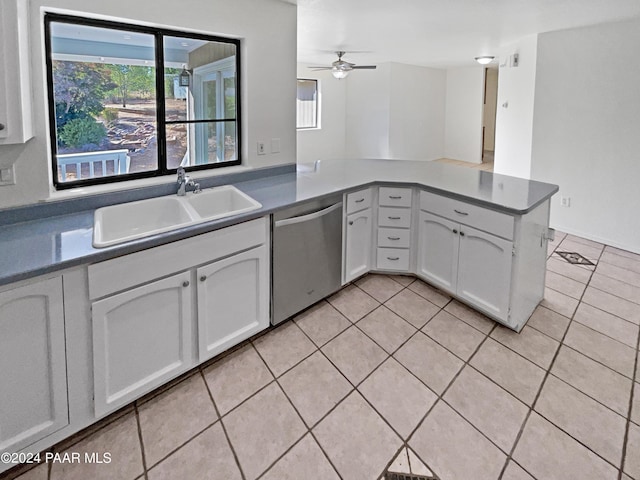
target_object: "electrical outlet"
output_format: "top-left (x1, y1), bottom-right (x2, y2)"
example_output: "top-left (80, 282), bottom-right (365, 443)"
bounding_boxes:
top-left (560, 196), bottom-right (571, 207)
top-left (257, 142), bottom-right (266, 155)
top-left (0, 165), bottom-right (16, 186)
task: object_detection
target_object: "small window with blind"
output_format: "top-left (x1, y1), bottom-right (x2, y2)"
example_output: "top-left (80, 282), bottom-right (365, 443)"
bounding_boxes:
top-left (296, 79), bottom-right (319, 129)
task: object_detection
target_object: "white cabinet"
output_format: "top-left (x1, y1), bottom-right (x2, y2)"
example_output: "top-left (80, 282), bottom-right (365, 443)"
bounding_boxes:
top-left (92, 272), bottom-right (193, 417)
top-left (416, 211), bottom-right (459, 291)
top-left (376, 187), bottom-right (413, 272)
top-left (457, 226), bottom-right (513, 320)
top-left (0, 277), bottom-right (68, 452)
top-left (88, 217), bottom-right (269, 416)
top-left (344, 209), bottom-right (373, 282)
top-left (197, 245), bottom-right (269, 361)
top-left (418, 200), bottom-right (514, 323)
top-left (0, 0), bottom-right (33, 145)
top-left (344, 188), bottom-right (374, 283)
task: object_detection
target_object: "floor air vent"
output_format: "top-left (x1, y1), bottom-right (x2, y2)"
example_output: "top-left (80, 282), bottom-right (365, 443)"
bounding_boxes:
top-left (556, 251), bottom-right (595, 266)
top-left (385, 447), bottom-right (436, 480)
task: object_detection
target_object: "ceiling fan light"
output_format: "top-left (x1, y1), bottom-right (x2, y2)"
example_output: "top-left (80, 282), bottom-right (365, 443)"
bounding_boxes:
top-left (331, 68), bottom-right (349, 79)
top-left (475, 56), bottom-right (495, 65)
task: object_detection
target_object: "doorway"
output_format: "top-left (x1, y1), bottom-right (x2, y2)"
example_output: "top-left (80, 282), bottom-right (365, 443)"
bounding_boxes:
top-left (482, 67), bottom-right (498, 165)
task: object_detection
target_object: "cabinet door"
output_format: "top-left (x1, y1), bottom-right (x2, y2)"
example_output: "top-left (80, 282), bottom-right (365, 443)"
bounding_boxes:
top-left (0, 277), bottom-right (68, 452)
top-left (344, 209), bottom-right (372, 283)
top-left (457, 225), bottom-right (513, 321)
top-left (417, 211), bottom-right (459, 293)
top-left (197, 245), bottom-right (269, 362)
top-left (92, 272), bottom-right (193, 417)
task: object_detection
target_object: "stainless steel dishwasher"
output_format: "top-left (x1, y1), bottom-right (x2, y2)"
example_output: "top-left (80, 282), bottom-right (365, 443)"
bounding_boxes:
top-left (272, 196), bottom-right (343, 325)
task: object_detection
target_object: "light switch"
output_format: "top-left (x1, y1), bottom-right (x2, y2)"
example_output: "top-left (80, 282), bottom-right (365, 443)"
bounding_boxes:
top-left (271, 138), bottom-right (280, 154)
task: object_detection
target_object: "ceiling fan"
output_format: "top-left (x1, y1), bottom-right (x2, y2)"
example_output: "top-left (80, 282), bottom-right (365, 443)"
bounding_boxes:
top-left (309, 51), bottom-right (377, 79)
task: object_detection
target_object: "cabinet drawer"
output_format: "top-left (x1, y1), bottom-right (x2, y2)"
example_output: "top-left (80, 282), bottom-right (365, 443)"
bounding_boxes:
top-left (378, 207), bottom-right (411, 228)
top-left (376, 248), bottom-right (410, 271)
top-left (420, 191), bottom-right (514, 240)
top-left (377, 227), bottom-right (411, 248)
top-left (379, 187), bottom-right (412, 207)
top-left (346, 188), bottom-right (372, 214)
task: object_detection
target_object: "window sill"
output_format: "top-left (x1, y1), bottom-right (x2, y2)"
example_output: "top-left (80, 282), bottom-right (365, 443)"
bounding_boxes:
top-left (45, 165), bottom-right (252, 202)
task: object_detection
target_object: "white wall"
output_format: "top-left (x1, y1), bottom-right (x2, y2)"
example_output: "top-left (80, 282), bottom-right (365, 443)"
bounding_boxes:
top-left (493, 35), bottom-right (538, 178)
top-left (388, 63), bottom-right (446, 161)
top-left (345, 63), bottom-right (392, 158)
top-left (345, 62), bottom-right (446, 161)
top-left (531, 18), bottom-right (640, 253)
top-left (444, 67), bottom-right (484, 164)
top-left (296, 64), bottom-right (347, 164)
top-left (0, 0), bottom-right (296, 209)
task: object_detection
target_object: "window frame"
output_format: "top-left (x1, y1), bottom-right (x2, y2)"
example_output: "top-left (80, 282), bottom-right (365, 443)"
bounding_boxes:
top-left (44, 13), bottom-right (242, 190)
top-left (296, 78), bottom-right (319, 130)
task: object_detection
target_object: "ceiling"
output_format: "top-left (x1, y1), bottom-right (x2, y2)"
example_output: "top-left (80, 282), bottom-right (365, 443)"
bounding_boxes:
top-left (295, 0), bottom-right (640, 68)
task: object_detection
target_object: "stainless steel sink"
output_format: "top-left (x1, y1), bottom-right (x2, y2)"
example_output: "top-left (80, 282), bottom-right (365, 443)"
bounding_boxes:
top-left (93, 186), bottom-right (262, 248)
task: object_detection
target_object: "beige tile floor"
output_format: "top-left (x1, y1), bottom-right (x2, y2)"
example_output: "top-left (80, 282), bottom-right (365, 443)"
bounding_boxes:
top-left (4, 232), bottom-right (640, 480)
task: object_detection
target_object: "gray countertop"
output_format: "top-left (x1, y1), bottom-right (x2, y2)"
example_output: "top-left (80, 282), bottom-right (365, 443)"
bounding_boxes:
top-left (0, 158), bottom-right (558, 287)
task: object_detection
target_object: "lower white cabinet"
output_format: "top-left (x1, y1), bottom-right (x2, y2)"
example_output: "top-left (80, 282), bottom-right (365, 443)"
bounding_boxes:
top-left (92, 271), bottom-right (193, 417)
top-left (344, 208), bottom-right (373, 283)
top-left (0, 277), bottom-right (68, 452)
top-left (417, 210), bottom-right (513, 322)
top-left (197, 245), bottom-right (269, 361)
top-left (88, 217), bottom-right (269, 416)
top-left (416, 211), bottom-right (459, 291)
top-left (457, 225), bottom-right (513, 320)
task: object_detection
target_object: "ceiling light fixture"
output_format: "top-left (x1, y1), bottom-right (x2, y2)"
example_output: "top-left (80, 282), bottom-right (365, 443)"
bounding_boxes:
top-left (331, 68), bottom-right (349, 79)
top-left (475, 56), bottom-right (495, 65)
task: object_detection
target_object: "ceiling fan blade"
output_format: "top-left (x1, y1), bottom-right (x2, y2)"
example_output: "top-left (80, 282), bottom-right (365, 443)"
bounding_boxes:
top-left (308, 67), bottom-right (333, 70)
top-left (351, 65), bottom-right (377, 70)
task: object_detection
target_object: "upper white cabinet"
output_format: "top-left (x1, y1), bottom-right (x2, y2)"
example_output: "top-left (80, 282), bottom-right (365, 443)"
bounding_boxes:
top-left (0, 277), bottom-right (68, 453)
top-left (0, 0), bottom-right (33, 145)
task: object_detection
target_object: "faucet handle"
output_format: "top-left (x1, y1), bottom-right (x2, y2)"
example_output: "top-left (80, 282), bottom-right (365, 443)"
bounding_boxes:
top-left (177, 167), bottom-right (186, 181)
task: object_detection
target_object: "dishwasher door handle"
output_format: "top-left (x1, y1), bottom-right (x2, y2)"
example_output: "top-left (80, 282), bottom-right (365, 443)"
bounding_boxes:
top-left (274, 202), bottom-right (343, 228)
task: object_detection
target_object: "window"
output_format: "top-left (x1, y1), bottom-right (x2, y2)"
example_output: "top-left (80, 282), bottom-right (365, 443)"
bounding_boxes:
top-left (44, 14), bottom-right (241, 189)
top-left (296, 79), bottom-right (318, 129)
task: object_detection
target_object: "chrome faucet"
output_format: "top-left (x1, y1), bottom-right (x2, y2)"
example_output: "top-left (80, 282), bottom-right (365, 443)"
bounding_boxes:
top-left (176, 167), bottom-right (201, 196)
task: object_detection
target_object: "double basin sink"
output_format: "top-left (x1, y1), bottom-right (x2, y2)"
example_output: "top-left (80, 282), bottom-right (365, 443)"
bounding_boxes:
top-left (93, 185), bottom-right (262, 248)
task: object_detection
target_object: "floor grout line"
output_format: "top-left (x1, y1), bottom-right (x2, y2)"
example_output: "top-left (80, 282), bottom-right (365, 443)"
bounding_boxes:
top-left (199, 369), bottom-right (247, 480)
top-left (618, 316), bottom-right (640, 480)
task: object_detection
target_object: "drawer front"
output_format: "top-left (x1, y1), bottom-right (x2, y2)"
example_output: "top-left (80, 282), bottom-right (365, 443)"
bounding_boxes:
top-left (379, 187), bottom-right (412, 207)
top-left (377, 227), bottom-right (411, 248)
top-left (89, 217), bottom-right (268, 300)
top-left (378, 207), bottom-right (411, 228)
top-left (419, 191), bottom-right (514, 240)
top-left (346, 188), bottom-right (372, 214)
top-left (376, 248), bottom-right (410, 271)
